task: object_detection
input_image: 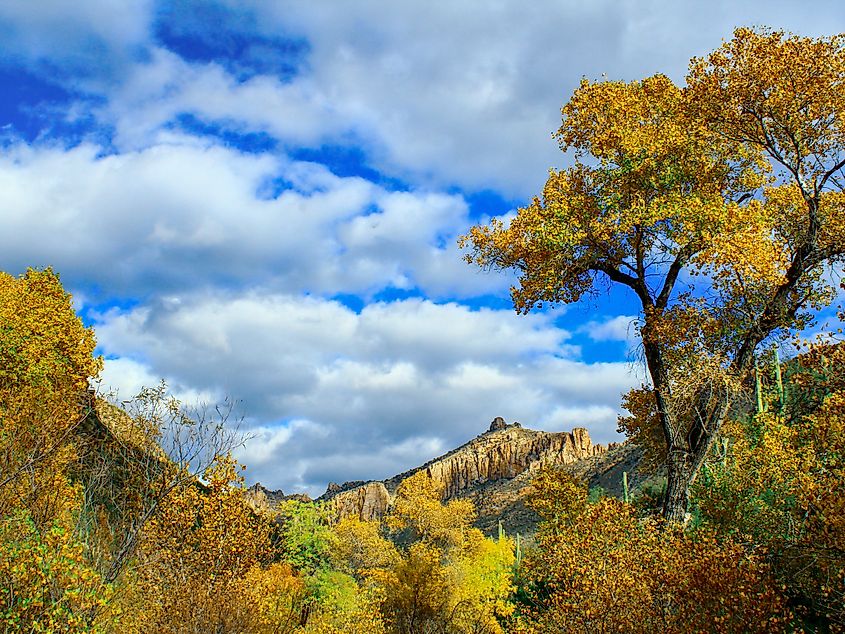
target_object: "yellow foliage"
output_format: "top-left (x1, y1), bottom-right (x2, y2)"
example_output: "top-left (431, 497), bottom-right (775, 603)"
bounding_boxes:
top-left (0, 506), bottom-right (113, 633)
top-left (387, 471), bottom-right (477, 549)
top-left (331, 517), bottom-right (400, 578)
top-left (0, 268), bottom-right (101, 522)
top-left (379, 541), bottom-right (455, 634)
top-left (447, 531), bottom-right (516, 631)
top-left (462, 26), bottom-right (845, 525)
top-left (124, 454), bottom-right (282, 633)
top-left (0, 268), bottom-right (116, 631)
top-left (379, 472), bottom-right (514, 633)
top-left (616, 386), bottom-right (666, 475)
top-left (687, 27), bottom-right (845, 188)
top-left (303, 570), bottom-right (385, 634)
top-left (693, 345), bottom-right (845, 626)
top-left (518, 471), bottom-right (791, 633)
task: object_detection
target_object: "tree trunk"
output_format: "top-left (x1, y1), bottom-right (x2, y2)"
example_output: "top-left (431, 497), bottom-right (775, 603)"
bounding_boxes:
top-left (663, 447), bottom-right (693, 523)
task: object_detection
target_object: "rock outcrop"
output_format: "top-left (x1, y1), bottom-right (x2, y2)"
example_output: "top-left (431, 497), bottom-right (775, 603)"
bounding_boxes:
top-left (324, 481), bottom-right (391, 522)
top-left (318, 420), bottom-right (607, 524)
top-left (488, 416), bottom-right (507, 432)
top-left (244, 482), bottom-right (311, 511)
top-left (462, 441), bottom-right (643, 535)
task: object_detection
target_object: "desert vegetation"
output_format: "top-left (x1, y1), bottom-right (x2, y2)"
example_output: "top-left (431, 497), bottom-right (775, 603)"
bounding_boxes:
top-left (1, 26), bottom-right (844, 633)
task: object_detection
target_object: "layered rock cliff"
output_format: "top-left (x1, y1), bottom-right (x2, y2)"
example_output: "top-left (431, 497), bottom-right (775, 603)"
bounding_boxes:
top-left (244, 482), bottom-right (311, 512)
top-left (323, 481), bottom-right (391, 522)
top-left (318, 418), bottom-right (607, 523)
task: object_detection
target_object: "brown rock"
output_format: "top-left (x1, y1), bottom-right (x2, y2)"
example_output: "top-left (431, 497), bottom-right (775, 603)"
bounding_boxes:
top-left (324, 481), bottom-right (391, 522)
top-left (319, 423), bottom-right (607, 524)
top-left (243, 482), bottom-right (311, 511)
top-left (415, 426), bottom-right (604, 498)
top-left (488, 416), bottom-right (507, 432)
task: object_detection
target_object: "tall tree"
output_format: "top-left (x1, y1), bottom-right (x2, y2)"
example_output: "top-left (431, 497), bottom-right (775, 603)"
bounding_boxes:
top-left (461, 28), bottom-right (845, 522)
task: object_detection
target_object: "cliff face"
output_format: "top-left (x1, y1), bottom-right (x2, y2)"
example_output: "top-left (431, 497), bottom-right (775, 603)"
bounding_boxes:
top-left (244, 483), bottom-right (310, 512)
top-left (387, 424), bottom-right (603, 498)
top-left (323, 481), bottom-right (391, 522)
top-left (319, 420), bottom-right (606, 523)
top-left (462, 441), bottom-right (643, 535)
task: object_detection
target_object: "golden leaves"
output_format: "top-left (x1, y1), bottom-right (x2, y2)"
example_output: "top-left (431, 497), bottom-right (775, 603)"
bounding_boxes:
top-left (386, 471), bottom-right (477, 549)
top-left (518, 471), bottom-right (791, 633)
top-left (687, 27), bottom-right (845, 189)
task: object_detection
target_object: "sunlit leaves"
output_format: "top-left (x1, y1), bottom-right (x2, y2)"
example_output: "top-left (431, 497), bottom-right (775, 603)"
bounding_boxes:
top-left (687, 27), bottom-right (845, 191)
top-left (517, 470), bottom-right (790, 633)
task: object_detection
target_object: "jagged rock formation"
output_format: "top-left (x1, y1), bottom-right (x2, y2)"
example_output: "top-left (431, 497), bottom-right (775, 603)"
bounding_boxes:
top-left (316, 419), bottom-right (608, 526)
top-left (244, 482), bottom-right (310, 511)
top-left (461, 441), bottom-right (643, 535)
top-left (488, 416), bottom-right (507, 432)
top-left (387, 423), bottom-right (603, 498)
top-left (249, 419), bottom-right (643, 535)
top-left (323, 481), bottom-right (391, 522)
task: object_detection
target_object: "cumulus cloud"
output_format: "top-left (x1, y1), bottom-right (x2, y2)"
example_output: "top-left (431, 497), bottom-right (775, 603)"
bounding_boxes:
top-left (0, 140), bottom-right (507, 300)
top-left (582, 315), bottom-right (640, 343)
top-left (0, 0), bottom-right (153, 82)
top-left (93, 292), bottom-right (638, 495)
top-left (3, 1), bottom-right (844, 196)
top-left (37, 0), bottom-right (837, 196)
top-left (4, 0), bottom-right (842, 498)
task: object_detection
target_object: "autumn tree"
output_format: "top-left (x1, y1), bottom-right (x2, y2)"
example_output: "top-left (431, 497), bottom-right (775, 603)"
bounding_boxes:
top-left (0, 268), bottom-right (101, 523)
top-left (76, 382), bottom-right (245, 588)
top-left (515, 470), bottom-right (790, 633)
top-left (462, 27), bottom-right (845, 522)
top-left (0, 269), bottom-right (115, 631)
top-left (123, 454), bottom-right (306, 634)
top-left (380, 472), bottom-right (515, 634)
top-left (692, 343), bottom-right (845, 627)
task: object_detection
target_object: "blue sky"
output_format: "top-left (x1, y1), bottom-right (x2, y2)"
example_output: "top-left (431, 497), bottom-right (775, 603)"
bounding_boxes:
top-left (1, 1), bottom-right (843, 496)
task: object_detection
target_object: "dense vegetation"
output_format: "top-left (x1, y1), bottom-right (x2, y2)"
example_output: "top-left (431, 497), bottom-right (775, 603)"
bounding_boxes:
top-left (2, 25), bottom-right (844, 634)
top-left (462, 26), bottom-right (845, 523)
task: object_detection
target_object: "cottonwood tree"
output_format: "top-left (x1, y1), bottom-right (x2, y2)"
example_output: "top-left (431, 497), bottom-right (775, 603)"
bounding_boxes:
top-left (462, 28), bottom-right (845, 522)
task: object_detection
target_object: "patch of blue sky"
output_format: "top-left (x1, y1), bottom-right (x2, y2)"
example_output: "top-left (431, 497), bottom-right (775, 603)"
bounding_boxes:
top-left (370, 286), bottom-right (427, 305)
top-left (0, 67), bottom-right (76, 140)
top-left (289, 145), bottom-right (410, 192)
top-left (171, 112), bottom-right (279, 154)
top-left (461, 188), bottom-right (522, 223)
top-left (571, 334), bottom-right (633, 364)
top-left (329, 293), bottom-right (366, 314)
top-left (76, 295), bottom-right (142, 330)
top-left (256, 175), bottom-right (296, 200)
top-left (154, 4), bottom-right (308, 83)
top-left (437, 292), bottom-right (514, 312)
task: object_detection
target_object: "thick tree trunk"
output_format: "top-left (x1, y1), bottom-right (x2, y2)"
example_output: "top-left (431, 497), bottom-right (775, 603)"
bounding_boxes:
top-left (660, 386), bottom-right (732, 523)
top-left (663, 448), bottom-right (693, 523)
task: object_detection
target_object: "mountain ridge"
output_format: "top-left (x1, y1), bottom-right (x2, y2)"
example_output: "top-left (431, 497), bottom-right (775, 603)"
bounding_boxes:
top-left (247, 417), bottom-right (641, 534)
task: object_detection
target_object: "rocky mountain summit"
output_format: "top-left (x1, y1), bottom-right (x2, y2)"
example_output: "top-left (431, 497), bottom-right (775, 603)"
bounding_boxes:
top-left (249, 418), bottom-right (640, 535)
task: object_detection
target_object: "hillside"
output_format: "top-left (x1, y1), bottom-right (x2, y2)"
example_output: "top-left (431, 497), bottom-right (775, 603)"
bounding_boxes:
top-left (248, 417), bottom-right (643, 535)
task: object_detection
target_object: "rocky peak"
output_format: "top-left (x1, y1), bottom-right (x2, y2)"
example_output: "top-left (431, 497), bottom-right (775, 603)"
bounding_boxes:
top-left (323, 481), bottom-right (391, 522)
top-left (319, 420), bottom-right (606, 523)
top-left (488, 416), bottom-right (507, 432)
top-left (243, 482), bottom-right (310, 511)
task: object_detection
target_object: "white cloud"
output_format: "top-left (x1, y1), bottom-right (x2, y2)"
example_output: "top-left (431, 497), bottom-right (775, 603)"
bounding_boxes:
top-left (0, 140), bottom-right (507, 300)
top-left (0, 0), bottom-right (153, 82)
top-left (5, 0), bottom-right (840, 498)
top-left (3, 1), bottom-right (844, 198)
top-left (44, 0), bottom-right (839, 197)
top-left (94, 291), bottom-right (638, 494)
top-left (582, 315), bottom-right (640, 343)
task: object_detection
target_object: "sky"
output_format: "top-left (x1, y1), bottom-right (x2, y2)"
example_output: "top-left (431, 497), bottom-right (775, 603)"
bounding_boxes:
top-left (1, 1), bottom-right (843, 497)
